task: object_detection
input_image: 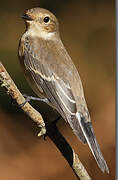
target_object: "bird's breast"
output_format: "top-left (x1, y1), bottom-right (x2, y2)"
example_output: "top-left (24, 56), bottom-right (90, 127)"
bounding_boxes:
top-left (18, 34), bottom-right (46, 98)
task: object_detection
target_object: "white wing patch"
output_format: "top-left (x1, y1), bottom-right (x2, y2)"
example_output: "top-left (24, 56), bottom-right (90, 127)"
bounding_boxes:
top-left (56, 91), bottom-right (76, 115)
top-left (54, 78), bottom-right (77, 115)
top-left (29, 66), bottom-right (56, 81)
top-left (28, 65), bottom-right (77, 115)
top-left (55, 81), bottom-right (76, 104)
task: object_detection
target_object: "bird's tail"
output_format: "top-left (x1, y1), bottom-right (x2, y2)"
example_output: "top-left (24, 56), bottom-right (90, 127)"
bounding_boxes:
top-left (76, 112), bottom-right (109, 173)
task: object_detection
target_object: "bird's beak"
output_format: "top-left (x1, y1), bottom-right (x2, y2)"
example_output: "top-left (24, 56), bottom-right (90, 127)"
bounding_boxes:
top-left (21, 14), bottom-right (33, 21)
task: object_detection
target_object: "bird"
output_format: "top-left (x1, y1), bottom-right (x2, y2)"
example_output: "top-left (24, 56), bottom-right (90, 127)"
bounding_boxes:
top-left (18, 7), bottom-right (109, 173)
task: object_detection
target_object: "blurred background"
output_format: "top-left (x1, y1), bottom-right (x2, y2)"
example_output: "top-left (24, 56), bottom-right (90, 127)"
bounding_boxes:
top-left (0, 0), bottom-right (115, 179)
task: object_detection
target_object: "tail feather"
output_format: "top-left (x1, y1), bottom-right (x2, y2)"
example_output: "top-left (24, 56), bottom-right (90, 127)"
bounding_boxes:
top-left (76, 112), bottom-right (109, 173)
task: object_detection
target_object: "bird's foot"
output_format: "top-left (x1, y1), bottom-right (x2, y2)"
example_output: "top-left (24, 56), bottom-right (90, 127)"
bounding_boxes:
top-left (19, 94), bottom-right (49, 107)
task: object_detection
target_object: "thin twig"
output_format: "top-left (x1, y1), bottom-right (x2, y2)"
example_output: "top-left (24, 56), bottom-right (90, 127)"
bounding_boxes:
top-left (0, 62), bottom-right (91, 180)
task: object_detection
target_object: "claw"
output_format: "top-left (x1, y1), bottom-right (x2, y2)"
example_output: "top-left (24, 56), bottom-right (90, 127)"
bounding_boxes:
top-left (19, 97), bottom-right (30, 107)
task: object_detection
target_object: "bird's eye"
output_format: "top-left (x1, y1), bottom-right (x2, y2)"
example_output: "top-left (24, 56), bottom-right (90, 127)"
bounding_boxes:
top-left (43, 16), bottom-right (50, 23)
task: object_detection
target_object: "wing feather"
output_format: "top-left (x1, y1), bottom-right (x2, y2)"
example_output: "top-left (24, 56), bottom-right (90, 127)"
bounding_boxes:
top-left (21, 37), bottom-right (89, 143)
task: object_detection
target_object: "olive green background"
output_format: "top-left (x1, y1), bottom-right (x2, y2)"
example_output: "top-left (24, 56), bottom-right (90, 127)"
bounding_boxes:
top-left (0, 0), bottom-right (115, 179)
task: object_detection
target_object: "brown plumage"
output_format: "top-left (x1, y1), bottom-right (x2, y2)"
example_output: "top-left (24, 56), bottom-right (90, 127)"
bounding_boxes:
top-left (18, 7), bottom-right (109, 173)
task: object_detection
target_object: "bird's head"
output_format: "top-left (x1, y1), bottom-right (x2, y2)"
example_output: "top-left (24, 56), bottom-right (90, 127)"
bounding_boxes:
top-left (21, 8), bottom-right (59, 38)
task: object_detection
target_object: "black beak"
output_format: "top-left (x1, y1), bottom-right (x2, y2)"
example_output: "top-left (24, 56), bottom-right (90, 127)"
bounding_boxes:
top-left (21, 14), bottom-right (33, 21)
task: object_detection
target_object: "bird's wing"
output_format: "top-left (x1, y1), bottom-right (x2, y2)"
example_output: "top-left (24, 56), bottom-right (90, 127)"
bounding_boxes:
top-left (24, 47), bottom-right (76, 119)
top-left (22, 39), bottom-right (87, 143)
top-left (22, 38), bottom-right (109, 173)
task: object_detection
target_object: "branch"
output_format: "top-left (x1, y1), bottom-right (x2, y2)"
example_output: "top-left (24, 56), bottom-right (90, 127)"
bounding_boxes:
top-left (0, 62), bottom-right (46, 136)
top-left (0, 62), bottom-right (91, 180)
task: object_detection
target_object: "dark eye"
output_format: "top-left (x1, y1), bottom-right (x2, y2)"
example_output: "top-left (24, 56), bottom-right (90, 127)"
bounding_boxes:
top-left (43, 16), bottom-right (50, 23)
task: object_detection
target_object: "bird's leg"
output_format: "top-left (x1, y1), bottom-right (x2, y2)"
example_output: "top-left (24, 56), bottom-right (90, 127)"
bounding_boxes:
top-left (19, 94), bottom-right (49, 107)
top-left (39, 115), bottom-right (62, 140)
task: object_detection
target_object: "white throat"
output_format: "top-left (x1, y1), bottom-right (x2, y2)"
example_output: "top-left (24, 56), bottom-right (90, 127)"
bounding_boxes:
top-left (26, 23), bottom-right (56, 40)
